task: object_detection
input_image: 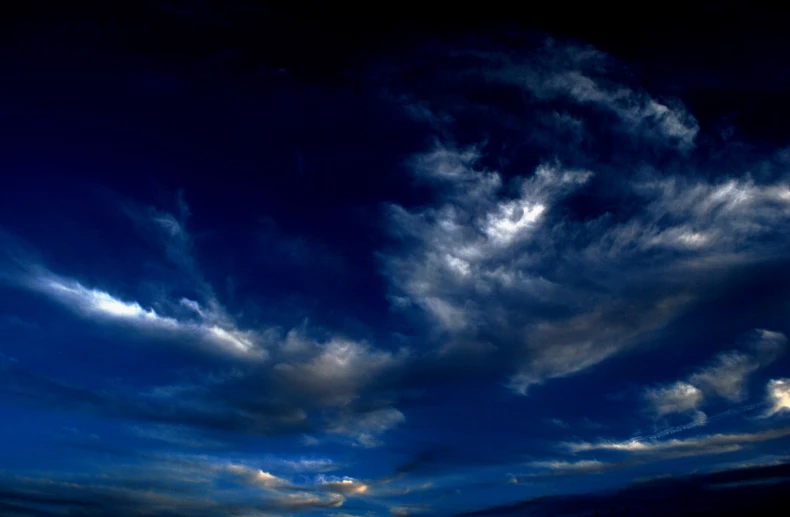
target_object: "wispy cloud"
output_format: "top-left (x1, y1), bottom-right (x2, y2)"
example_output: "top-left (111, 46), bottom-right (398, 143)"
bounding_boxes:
top-left (689, 352), bottom-right (760, 403)
top-left (27, 271), bottom-right (265, 358)
top-left (274, 330), bottom-right (408, 407)
top-left (529, 459), bottom-right (609, 474)
top-left (643, 329), bottom-right (786, 419)
top-left (565, 426), bottom-right (790, 458)
top-left (379, 38), bottom-right (790, 398)
top-left (327, 407), bottom-right (406, 448)
top-left (384, 141), bottom-right (696, 394)
top-left (1, 193), bottom-right (411, 447)
top-left (132, 424), bottom-right (225, 449)
top-left (451, 41), bottom-right (699, 149)
top-left (0, 450), bottom-right (433, 517)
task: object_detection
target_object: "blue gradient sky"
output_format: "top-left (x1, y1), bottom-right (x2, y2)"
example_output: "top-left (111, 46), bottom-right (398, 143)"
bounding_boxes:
top-left (1, 3), bottom-right (790, 517)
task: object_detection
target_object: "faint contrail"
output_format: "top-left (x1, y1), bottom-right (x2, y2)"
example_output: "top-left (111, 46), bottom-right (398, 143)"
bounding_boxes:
top-left (640, 402), bottom-right (767, 441)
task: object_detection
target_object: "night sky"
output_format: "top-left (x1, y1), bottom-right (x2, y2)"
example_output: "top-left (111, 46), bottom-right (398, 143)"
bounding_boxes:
top-left (2, 2), bottom-right (790, 517)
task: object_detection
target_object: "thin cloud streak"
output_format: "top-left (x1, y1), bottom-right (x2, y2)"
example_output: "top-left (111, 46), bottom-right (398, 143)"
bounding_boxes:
top-left (27, 271), bottom-right (265, 358)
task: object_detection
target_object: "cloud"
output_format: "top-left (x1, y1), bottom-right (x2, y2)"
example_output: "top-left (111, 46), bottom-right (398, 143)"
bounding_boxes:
top-left (124, 190), bottom-right (198, 279)
top-left (270, 491), bottom-right (345, 510)
top-left (3, 195), bottom-right (266, 361)
top-left (546, 418), bottom-right (569, 428)
top-left (25, 271), bottom-right (265, 358)
top-left (0, 458), bottom-right (349, 517)
top-left (316, 475), bottom-right (370, 495)
top-left (273, 331), bottom-right (408, 407)
top-left (132, 424), bottom-right (225, 449)
top-left (225, 463), bottom-right (293, 489)
top-left (264, 457), bottom-right (340, 474)
top-left (529, 459), bottom-right (609, 475)
top-left (753, 329), bottom-right (788, 364)
top-left (385, 141), bottom-right (698, 394)
top-left (379, 38), bottom-right (699, 151)
top-left (764, 378), bottom-right (790, 417)
top-left (1, 192), bottom-right (410, 447)
top-left (689, 352), bottom-right (760, 403)
top-left (643, 329), bottom-right (787, 419)
top-left (457, 42), bottom-right (700, 149)
top-left (327, 407), bottom-right (406, 447)
top-left (378, 37), bottom-right (790, 398)
top-left (390, 504), bottom-right (430, 516)
top-left (386, 148), bottom-right (594, 333)
top-left (509, 294), bottom-right (689, 394)
top-left (0, 315), bottom-right (410, 443)
top-left (644, 382), bottom-right (704, 417)
top-left (646, 177), bottom-right (790, 249)
top-left (565, 426), bottom-right (790, 459)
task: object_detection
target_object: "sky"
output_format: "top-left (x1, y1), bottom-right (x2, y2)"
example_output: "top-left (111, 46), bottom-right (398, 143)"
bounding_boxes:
top-left (2, 3), bottom-right (790, 517)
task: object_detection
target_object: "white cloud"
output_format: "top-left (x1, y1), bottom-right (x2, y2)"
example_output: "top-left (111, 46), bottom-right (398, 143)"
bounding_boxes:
top-left (271, 491), bottom-right (345, 510)
top-left (27, 272), bottom-right (265, 359)
top-left (644, 382), bottom-right (704, 417)
top-left (529, 459), bottom-right (608, 474)
top-left (619, 176), bottom-right (790, 259)
top-left (448, 42), bottom-right (699, 149)
top-left (274, 332), bottom-right (408, 407)
top-left (689, 352), bottom-right (759, 403)
top-left (380, 43), bottom-right (787, 398)
top-left (388, 144), bottom-right (647, 390)
top-left (565, 426), bottom-right (790, 458)
top-left (764, 378), bottom-right (790, 417)
top-left (510, 295), bottom-right (690, 394)
top-left (316, 475), bottom-right (369, 495)
top-left (225, 464), bottom-right (292, 489)
top-left (643, 330), bottom-right (787, 418)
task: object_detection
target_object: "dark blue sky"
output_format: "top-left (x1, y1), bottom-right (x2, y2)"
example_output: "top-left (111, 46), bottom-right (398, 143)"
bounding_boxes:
top-left (2, 2), bottom-right (790, 516)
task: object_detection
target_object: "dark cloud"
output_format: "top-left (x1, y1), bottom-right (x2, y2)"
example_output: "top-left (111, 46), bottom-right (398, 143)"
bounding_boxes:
top-left (460, 462), bottom-right (790, 517)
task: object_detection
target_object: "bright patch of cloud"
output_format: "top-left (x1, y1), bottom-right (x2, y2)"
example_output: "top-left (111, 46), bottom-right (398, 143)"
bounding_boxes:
top-left (644, 382), bottom-right (704, 417)
top-left (226, 463), bottom-right (292, 489)
top-left (274, 332), bottom-right (408, 408)
top-left (765, 379), bottom-right (790, 417)
top-left (28, 272), bottom-right (264, 358)
top-left (317, 475), bottom-right (370, 495)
